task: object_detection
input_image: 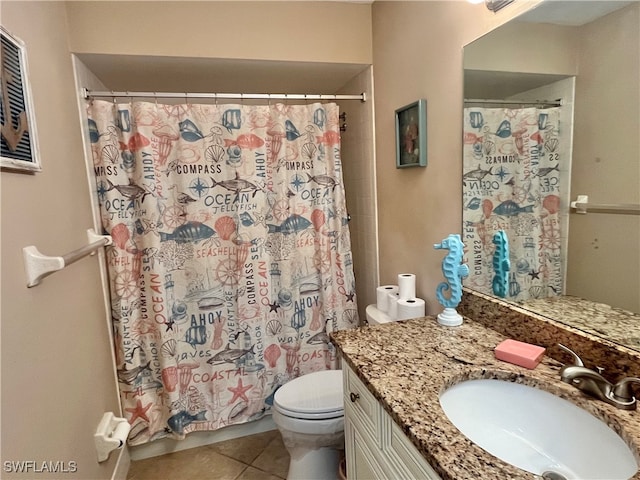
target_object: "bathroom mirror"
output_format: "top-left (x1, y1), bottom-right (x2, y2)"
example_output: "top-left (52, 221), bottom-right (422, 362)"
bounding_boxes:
top-left (462, 1), bottom-right (639, 351)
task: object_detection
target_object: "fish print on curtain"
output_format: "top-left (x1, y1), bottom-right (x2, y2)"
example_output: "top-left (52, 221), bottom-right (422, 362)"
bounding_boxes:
top-left (88, 100), bottom-right (358, 445)
top-left (462, 107), bottom-right (563, 302)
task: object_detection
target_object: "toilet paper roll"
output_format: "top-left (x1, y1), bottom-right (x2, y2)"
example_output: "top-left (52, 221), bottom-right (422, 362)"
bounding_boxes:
top-left (112, 422), bottom-right (131, 448)
top-left (387, 292), bottom-right (399, 320)
top-left (398, 273), bottom-right (416, 301)
top-left (376, 285), bottom-right (399, 312)
top-left (397, 298), bottom-right (426, 321)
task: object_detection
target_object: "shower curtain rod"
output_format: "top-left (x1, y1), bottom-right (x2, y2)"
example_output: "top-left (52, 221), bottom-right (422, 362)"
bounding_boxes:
top-left (464, 98), bottom-right (562, 107)
top-left (82, 88), bottom-right (366, 102)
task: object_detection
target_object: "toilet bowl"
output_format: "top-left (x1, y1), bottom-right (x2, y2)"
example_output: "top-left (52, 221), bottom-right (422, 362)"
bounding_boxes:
top-left (272, 370), bottom-right (344, 480)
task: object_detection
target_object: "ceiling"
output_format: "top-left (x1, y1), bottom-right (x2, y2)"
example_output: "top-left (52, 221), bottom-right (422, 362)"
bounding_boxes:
top-left (78, 53), bottom-right (369, 95)
top-left (516, 0), bottom-right (635, 26)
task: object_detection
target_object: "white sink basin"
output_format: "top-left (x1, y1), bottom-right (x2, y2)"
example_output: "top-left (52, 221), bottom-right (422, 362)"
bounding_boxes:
top-left (440, 379), bottom-right (638, 479)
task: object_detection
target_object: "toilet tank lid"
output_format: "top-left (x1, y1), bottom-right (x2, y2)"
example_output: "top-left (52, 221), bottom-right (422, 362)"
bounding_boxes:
top-left (274, 370), bottom-right (343, 414)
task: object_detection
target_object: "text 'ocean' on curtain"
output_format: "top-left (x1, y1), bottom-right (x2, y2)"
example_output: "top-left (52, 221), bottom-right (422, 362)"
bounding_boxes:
top-left (87, 100), bottom-right (358, 445)
top-left (462, 107), bottom-right (564, 302)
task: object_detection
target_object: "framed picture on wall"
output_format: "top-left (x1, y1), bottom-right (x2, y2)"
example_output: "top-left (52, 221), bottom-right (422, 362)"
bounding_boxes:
top-left (1, 25), bottom-right (41, 173)
top-left (395, 99), bottom-right (427, 168)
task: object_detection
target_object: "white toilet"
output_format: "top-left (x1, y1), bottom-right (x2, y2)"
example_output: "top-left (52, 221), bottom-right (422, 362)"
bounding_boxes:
top-left (272, 369), bottom-right (345, 480)
top-left (272, 307), bottom-right (397, 479)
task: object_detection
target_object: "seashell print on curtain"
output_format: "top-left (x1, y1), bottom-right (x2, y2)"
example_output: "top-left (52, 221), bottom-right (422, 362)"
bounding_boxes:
top-left (87, 100), bottom-right (358, 445)
top-left (462, 107), bottom-right (564, 302)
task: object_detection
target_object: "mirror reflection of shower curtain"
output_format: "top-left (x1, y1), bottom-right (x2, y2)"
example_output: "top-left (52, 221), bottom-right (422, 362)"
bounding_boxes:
top-left (88, 100), bottom-right (358, 445)
top-left (462, 107), bottom-right (564, 302)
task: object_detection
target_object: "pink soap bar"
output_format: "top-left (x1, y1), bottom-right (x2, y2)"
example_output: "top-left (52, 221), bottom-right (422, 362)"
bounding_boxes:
top-left (495, 339), bottom-right (546, 369)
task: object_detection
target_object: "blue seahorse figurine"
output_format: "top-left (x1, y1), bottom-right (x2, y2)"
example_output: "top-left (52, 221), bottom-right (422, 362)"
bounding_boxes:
top-left (434, 234), bottom-right (469, 326)
top-left (492, 230), bottom-right (510, 298)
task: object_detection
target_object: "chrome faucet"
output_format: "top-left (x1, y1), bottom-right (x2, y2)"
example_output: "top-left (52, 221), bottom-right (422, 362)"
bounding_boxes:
top-left (558, 344), bottom-right (640, 410)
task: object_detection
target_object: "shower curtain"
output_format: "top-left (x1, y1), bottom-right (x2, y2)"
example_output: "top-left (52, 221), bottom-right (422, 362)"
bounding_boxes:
top-left (462, 107), bottom-right (564, 302)
top-left (88, 100), bottom-right (358, 445)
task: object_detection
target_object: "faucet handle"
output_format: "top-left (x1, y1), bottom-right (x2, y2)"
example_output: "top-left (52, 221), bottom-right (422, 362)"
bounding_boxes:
top-left (612, 377), bottom-right (640, 402)
top-left (558, 344), bottom-right (585, 367)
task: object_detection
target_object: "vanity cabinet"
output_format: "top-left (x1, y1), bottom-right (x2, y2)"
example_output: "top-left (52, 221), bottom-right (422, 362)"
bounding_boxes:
top-left (343, 364), bottom-right (441, 480)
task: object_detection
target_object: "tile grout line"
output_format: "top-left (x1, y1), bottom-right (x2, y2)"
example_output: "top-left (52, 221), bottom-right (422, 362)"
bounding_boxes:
top-left (232, 464), bottom-right (250, 480)
top-left (209, 437), bottom-right (285, 479)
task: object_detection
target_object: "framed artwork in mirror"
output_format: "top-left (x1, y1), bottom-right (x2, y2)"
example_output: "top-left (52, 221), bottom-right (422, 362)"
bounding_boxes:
top-left (395, 99), bottom-right (427, 168)
top-left (1, 25), bottom-right (41, 173)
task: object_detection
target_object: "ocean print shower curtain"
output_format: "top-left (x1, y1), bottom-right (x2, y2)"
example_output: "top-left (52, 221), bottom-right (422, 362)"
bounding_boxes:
top-left (462, 107), bottom-right (563, 302)
top-left (88, 100), bottom-right (358, 445)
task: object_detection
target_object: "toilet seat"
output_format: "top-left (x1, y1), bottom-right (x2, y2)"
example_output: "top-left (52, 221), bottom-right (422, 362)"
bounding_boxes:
top-left (274, 370), bottom-right (344, 420)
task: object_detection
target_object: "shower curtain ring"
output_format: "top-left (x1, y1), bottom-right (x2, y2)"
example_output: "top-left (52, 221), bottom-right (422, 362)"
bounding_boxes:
top-left (112, 91), bottom-right (116, 105)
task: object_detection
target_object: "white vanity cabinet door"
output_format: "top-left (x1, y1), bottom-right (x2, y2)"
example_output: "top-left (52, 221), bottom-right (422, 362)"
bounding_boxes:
top-left (386, 420), bottom-right (441, 479)
top-left (343, 364), bottom-right (442, 480)
top-left (344, 415), bottom-right (388, 479)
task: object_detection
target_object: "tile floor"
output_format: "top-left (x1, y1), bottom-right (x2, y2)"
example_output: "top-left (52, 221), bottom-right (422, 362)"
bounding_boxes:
top-left (127, 430), bottom-right (290, 480)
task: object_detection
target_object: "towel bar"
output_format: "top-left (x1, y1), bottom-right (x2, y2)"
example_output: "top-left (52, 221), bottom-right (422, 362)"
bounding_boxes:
top-left (23, 229), bottom-right (112, 288)
top-left (570, 195), bottom-right (640, 215)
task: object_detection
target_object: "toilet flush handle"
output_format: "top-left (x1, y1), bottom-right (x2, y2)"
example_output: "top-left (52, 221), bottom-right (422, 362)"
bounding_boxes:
top-left (349, 392), bottom-right (360, 403)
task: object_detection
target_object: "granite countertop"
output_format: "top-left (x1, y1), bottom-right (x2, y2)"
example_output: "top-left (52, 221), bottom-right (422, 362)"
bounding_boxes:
top-left (331, 317), bottom-right (640, 480)
top-left (519, 295), bottom-right (640, 351)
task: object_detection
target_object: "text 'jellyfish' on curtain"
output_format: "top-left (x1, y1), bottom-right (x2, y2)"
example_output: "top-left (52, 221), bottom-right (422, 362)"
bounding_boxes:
top-left (87, 100), bottom-right (358, 445)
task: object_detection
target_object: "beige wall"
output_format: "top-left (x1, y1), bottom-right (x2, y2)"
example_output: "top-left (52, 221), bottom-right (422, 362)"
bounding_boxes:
top-left (64, 0), bottom-right (551, 318)
top-left (339, 68), bottom-right (378, 321)
top-left (461, 3), bottom-right (639, 312)
top-left (567, 3), bottom-right (640, 312)
top-left (65, 1), bottom-right (372, 64)
top-left (371, 1), bottom-right (540, 314)
top-left (64, 1), bottom-right (375, 323)
top-left (1, 1), bottom-right (374, 471)
top-left (0, 2), bottom-right (122, 479)
top-left (464, 21), bottom-right (578, 75)
top-left (1, 1), bottom-right (551, 476)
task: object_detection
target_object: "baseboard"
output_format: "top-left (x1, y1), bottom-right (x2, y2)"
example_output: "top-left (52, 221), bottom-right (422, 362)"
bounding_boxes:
top-left (129, 416), bottom-right (277, 461)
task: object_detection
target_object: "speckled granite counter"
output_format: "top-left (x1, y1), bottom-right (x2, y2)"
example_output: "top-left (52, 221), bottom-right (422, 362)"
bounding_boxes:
top-left (519, 295), bottom-right (640, 351)
top-left (331, 318), bottom-right (640, 480)
top-left (459, 288), bottom-right (640, 378)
